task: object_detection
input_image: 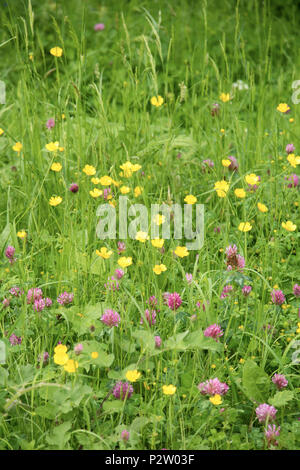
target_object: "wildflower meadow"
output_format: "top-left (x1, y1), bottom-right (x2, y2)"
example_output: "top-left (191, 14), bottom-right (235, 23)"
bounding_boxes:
top-left (0, 0), bottom-right (299, 452)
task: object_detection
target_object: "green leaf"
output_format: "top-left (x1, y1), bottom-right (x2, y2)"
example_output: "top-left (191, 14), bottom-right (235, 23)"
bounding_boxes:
top-left (103, 400), bottom-right (124, 413)
top-left (46, 421), bottom-right (72, 449)
top-left (184, 330), bottom-right (223, 353)
top-left (242, 359), bottom-right (269, 402)
top-left (164, 330), bottom-right (189, 351)
top-left (269, 391), bottom-right (294, 408)
top-left (132, 330), bottom-right (155, 352)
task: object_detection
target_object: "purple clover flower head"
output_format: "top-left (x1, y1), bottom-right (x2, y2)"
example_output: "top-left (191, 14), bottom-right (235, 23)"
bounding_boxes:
top-left (211, 103), bottom-right (220, 116)
top-left (57, 291), bottom-right (74, 306)
top-left (286, 173), bottom-right (299, 188)
top-left (94, 23), bottom-right (105, 31)
top-left (33, 298), bottom-right (46, 312)
top-left (38, 351), bottom-right (49, 364)
top-left (117, 241), bottom-right (126, 254)
top-left (140, 309), bottom-right (156, 326)
top-left (5, 245), bottom-right (16, 264)
top-left (242, 285), bottom-right (252, 296)
top-left (271, 289), bottom-right (285, 305)
top-left (196, 300), bottom-right (208, 311)
top-left (198, 378), bottom-right (229, 396)
top-left (167, 292), bottom-right (182, 311)
top-left (103, 187), bottom-right (112, 200)
top-left (256, 404), bottom-right (277, 423)
top-left (203, 324), bottom-right (224, 341)
top-left (112, 381), bottom-right (133, 400)
top-left (225, 245), bottom-right (245, 271)
top-left (27, 288), bottom-right (43, 304)
top-left (69, 183), bottom-right (79, 193)
top-left (9, 333), bottom-right (22, 346)
top-left (293, 284), bottom-right (300, 297)
top-left (121, 430), bottom-right (130, 442)
top-left (202, 159), bottom-right (214, 169)
top-left (272, 374), bottom-right (288, 390)
top-left (265, 424), bottom-right (280, 447)
top-left (285, 143), bottom-right (295, 154)
top-left (74, 343), bottom-right (83, 355)
top-left (10, 286), bottom-right (24, 297)
top-left (228, 156), bottom-right (239, 171)
top-left (147, 295), bottom-right (158, 307)
top-left (104, 276), bottom-right (119, 292)
top-left (101, 309), bottom-right (120, 327)
top-left (225, 244), bottom-right (238, 257)
top-left (115, 269), bottom-right (124, 280)
top-left (2, 298), bottom-right (10, 308)
top-left (45, 297), bottom-right (52, 307)
top-left (220, 285), bottom-right (233, 300)
top-left (46, 118), bottom-right (55, 130)
top-left (155, 335), bottom-right (162, 348)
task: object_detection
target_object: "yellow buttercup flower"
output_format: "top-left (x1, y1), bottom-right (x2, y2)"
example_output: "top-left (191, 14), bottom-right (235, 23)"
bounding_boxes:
top-left (153, 264), bottom-right (167, 275)
top-left (13, 142), bottom-right (22, 153)
top-left (153, 214), bottom-right (166, 225)
top-left (222, 159), bottom-right (231, 167)
top-left (90, 188), bottom-right (103, 198)
top-left (151, 95), bottom-right (164, 107)
top-left (54, 344), bottom-right (68, 354)
top-left (17, 230), bottom-right (27, 239)
top-left (49, 196), bottom-right (62, 207)
top-left (174, 246), bottom-right (189, 258)
top-left (162, 384), bottom-right (176, 395)
top-left (119, 161), bottom-right (141, 178)
top-left (50, 46), bottom-right (63, 57)
top-left (51, 162), bottom-right (62, 172)
top-left (277, 103), bottom-right (290, 113)
top-left (209, 394), bottom-right (222, 405)
top-left (100, 175), bottom-right (113, 186)
top-left (54, 352), bottom-right (69, 365)
top-left (287, 154), bottom-right (300, 168)
top-left (234, 188), bottom-right (246, 198)
top-left (91, 177), bottom-right (101, 184)
top-left (184, 195), bottom-right (197, 204)
top-left (282, 221), bottom-right (297, 232)
top-left (0, 128), bottom-right (4, 136)
top-left (245, 173), bottom-right (260, 186)
top-left (220, 93), bottom-right (230, 102)
top-left (134, 186), bottom-right (143, 197)
top-left (64, 359), bottom-right (78, 373)
top-left (45, 141), bottom-right (60, 152)
top-left (257, 202), bottom-right (268, 213)
top-left (120, 186), bottom-right (130, 194)
top-left (91, 352), bottom-right (99, 359)
top-left (238, 222), bottom-right (252, 232)
top-left (118, 256), bottom-right (132, 268)
top-left (214, 180), bottom-right (229, 197)
top-left (83, 164), bottom-right (96, 176)
top-left (125, 370), bottom-right (141, 382)
top-left (131, 164), bottom-right (142, 172)
top-left (96, 247), bottom-right (113, 259)
top-left (135, 231), bottom-right (149, 243)
top-left (151, 238), bottom-right (164, 248)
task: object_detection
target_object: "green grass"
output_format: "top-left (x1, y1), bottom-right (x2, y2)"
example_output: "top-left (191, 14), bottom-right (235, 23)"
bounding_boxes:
top-left (0, 0), bottom-right (299, 450)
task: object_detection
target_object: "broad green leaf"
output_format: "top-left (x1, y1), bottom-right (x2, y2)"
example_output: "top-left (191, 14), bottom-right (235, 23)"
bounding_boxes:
top-left (269, 391), bottom-right (294, 408)
top-left (103, 400), bottom-right (124, 413)
top-left (46, 421), bottom-right (72, 449)
top-left (242, 359), bottom-right (269, 403)
top-left (184, 330), bottom-right (223, 353)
